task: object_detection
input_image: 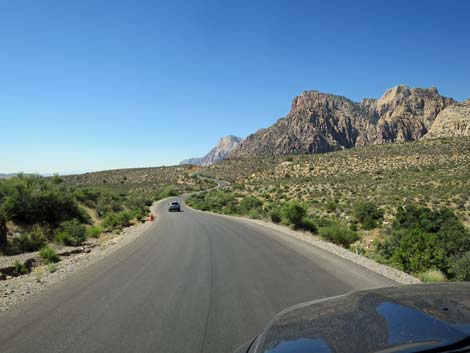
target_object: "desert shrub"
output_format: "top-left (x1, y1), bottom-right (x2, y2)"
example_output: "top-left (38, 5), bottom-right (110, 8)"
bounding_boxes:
top-left (48, 263), bottom-right (58, 273)
top-left (239, 197), bottom-right (263, 215)
top-left (95, 193), bottom-right (123, 217)
top-left (381, 228), bottom-right (446, 273)
top-left (54, 219), bottom-right (87, 246)
top-left (449, 252), bottom-right (470, 281)
top-left (270, 209), bottom-right (282, 223)
top-left (102, 211), bottom-right (132, 230)
top-left (14, 260), bottom-right (27, 275)
top-left (125, 195), bottom-right (152, 209)
top-left (187, 190), bottom-right (237, 214)
top-left (418, 269), bottom-right (447, 283)
top-left (39, 245), bottom-right (60, 264)
top-left (326, 201), bottom-right (337, 212)
top-left (75, 188), bottom-right (101, 208)
top-left (86, 225), bottom-right (103, 238)
top-left (157, 186), bottom-right (178, 199)
top-left (14, 224), bottom-right (49, 252)
top-left (248, 209), bottom-right (261, 219)
top-left (1, 174), bottom-right (88, 226)
top-left (131, 207), bottom-right (147, 220)
top-left (302, 217), bottom-right (318, 234)
top-left (319, 223), bottom-right (359, 248)
top-left (354, 202), bottom-right (384, 229)
top-left (378, 206), bottom-right (470, 277)
top-left (280, 201), bottom-right (307, 229)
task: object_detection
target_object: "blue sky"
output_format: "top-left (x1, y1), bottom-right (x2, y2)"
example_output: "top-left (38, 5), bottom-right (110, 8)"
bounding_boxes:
top-left (1, 0), bottom-right (469, 174)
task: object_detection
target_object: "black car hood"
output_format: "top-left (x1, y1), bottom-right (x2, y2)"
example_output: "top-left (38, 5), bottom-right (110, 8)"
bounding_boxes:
top-left (244, 283), bottom-right (470, 353)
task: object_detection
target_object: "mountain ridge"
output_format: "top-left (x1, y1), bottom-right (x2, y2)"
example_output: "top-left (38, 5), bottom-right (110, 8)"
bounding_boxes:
top-left (230, 85), bottom-right (464, 158)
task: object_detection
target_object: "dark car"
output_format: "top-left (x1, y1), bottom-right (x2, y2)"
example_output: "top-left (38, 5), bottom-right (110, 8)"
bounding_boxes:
top-left (168, 201), bottom-right (181, 212)
top-left (234, 283), bottom-right (470, 353)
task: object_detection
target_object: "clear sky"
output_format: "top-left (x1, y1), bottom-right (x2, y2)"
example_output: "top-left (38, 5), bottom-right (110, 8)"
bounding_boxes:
top-left (1, 0), bottom-right (469, 174)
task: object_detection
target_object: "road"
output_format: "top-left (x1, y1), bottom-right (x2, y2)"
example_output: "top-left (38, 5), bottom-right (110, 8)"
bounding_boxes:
top-left (0, 194), bottom-right (395, 353)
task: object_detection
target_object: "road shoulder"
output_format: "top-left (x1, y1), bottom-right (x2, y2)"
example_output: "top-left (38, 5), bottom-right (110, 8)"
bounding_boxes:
top-left (186, 203), bottom-right (420, 285)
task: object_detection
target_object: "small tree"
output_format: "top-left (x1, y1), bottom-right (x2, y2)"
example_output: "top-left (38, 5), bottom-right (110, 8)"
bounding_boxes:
top-left (354, 202), bottom-right (384, 229)
top-left (280, 201), bottom-right (307, 229)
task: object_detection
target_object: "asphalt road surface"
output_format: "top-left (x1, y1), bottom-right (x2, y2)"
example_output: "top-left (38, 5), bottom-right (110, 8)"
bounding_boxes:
top-left (0, 195), bottom-right (395, 353)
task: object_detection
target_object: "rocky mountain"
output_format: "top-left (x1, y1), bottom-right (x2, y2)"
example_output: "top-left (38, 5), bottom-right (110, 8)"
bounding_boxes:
top-left (180, 135), bottom-right (242, 166)
top-left (230, 85), bottom-right (461, 158)
top-left (424, 100), bottom-right (470, 139)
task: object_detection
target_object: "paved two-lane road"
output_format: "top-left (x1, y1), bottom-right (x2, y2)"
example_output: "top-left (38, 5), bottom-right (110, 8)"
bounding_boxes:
top-left (0, 196), bottom-right (394, 353)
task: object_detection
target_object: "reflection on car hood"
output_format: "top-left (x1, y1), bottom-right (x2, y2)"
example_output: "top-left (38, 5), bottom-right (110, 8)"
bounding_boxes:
top-left (248, 283), bottom-right (470, 353)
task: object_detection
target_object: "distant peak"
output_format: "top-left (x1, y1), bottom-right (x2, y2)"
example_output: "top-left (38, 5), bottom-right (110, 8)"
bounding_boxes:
top-left (180, 135), bottom-right (242, 166)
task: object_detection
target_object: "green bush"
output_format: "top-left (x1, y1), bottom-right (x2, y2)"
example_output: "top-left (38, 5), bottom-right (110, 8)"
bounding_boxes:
top-left (39, 245), bottom-right (60, 264)
top-left (449, 252), bottom-right (470, 281)
top-left (157, 186), bottom-right (178, 199)
top-left (14, 260), bottom-right (27, 275)
top-left (378, 206), bottom-right (470, 278)
top-left (418, 269), bottom-right (447, 283)
top-left (131, 208), bottom-right (147, 220)
top-left (302, 217), bottom-right (318, 234)
top-left (75, 188), bottom-right (101, 208)
top-left (280, 201), bottom-right (307, 229)
top-left (0, 174), bottom-right (88, 226)
top-left (86, 225), bottom-right (103, 238)
top-left (354, 202), bottom-right (384, 229)
top-left (384, 228), bottom-right (446, 273)
top-left (54, 219), bottom-right (87, 246)
top-left (18, 224), bottom-right (49, 251)
top-left (102, 213), bottom-right (119, 229)
top-left (239, 197), bottom-right (263, 215)
top-left (270, 209), bottom-right (282, 223)
top-left (95, 193), bottom-right (123, 217)
top-left (248, 209), bottom-right (261, 219)
top-left (319, 223), bottom-right (359, 248)
top-left (187, 190), bottom-right (238, 214)
top-left (102, 211), bottom-right (132, 230)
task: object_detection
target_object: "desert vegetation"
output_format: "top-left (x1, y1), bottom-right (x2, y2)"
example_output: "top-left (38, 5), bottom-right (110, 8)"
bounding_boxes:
top-left (189, 137), bottom-right (470, 281)
top-left (0, 174), bottom-right (151, 256)
top-left (1, 166), bottom-right (214, 258)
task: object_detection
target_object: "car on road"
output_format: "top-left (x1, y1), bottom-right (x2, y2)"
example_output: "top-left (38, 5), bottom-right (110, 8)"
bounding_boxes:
top-left (168, 201), bottom-right (181, 212)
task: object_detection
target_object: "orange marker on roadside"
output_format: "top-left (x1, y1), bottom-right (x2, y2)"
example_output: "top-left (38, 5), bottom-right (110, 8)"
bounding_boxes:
top-left (149, 213), bottom-right (154, 222)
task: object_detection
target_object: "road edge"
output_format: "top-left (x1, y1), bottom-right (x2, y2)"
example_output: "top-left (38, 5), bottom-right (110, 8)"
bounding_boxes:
top-left (184, 201), bottom-right (421, 285)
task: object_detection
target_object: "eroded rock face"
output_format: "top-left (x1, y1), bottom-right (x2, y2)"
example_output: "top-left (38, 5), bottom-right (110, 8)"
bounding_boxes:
top-left (367, 86), bottom-right (455, 144)
top-left (180, 135), bottom-right (242, 166)
top-left (424, 100), bottom-right (470, 139)
top-left (233, 91), bottom-right (371, 157)
top-left (230, 85), bottom-right (460, 158)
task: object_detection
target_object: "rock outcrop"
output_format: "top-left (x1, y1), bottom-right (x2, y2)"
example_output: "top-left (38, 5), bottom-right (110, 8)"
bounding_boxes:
top-left (230, 85), bottom-right (460, 158)
top-left (423, 100), bottom-right (470, 139)
top-left (180, 135), bottom-right (242, 166)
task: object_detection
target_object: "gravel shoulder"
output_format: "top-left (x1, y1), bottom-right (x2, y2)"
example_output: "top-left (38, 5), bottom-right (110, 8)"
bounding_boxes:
top-left (0, 201), bottom-right (162, 312)
top-left (186, 204), bottom-right (421, 285)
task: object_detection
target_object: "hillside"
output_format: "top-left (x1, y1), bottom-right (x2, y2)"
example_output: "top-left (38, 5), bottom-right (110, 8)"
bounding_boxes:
top-left (63, 164), bottom-right (212, 196)
top-left (203, 137), bottom-right (470, 224)
top-left (230, 85), bottom-right (462, 158)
